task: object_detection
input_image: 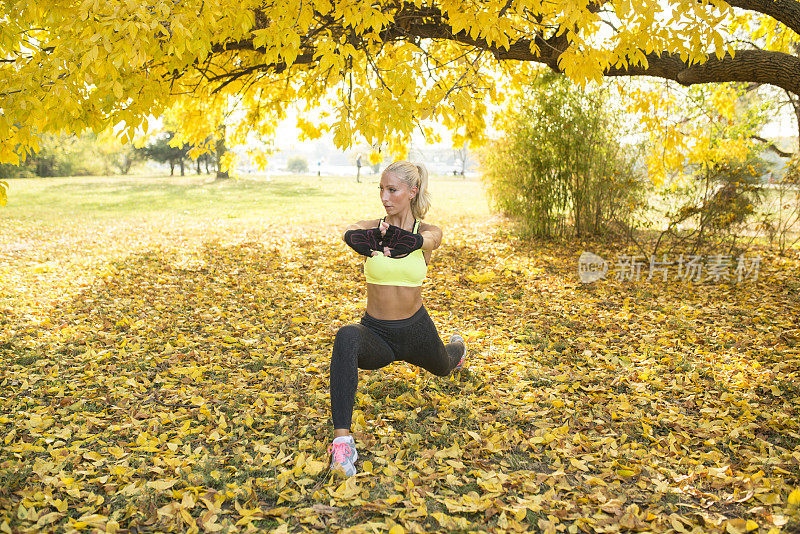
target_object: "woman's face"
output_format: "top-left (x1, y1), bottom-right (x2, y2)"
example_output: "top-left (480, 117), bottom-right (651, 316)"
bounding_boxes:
top-left (379, 171), bottom-right (416, 215)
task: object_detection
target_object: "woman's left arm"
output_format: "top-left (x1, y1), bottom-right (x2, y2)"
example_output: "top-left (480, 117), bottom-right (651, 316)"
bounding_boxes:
top-left (419, 224), bottom-right (443, 251)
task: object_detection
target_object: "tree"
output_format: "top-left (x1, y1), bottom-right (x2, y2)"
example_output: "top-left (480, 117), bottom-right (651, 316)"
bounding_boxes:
top-left (287, 155), bottom-right (309, 174)
top-left (1, 0), bottom-right (799, 175)
top-left (142, 132), bottom-right (189, 176)
top-left (453, 143), bottom-right (469, 176)
top-left (21, 131), bottom-right (132, 177)
top-left (214, 124), bottom-right (231, 180)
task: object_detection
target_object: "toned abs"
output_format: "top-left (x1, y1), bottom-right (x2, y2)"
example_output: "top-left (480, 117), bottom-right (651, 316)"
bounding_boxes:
top-left (365, 250), bottom-right (432, 320)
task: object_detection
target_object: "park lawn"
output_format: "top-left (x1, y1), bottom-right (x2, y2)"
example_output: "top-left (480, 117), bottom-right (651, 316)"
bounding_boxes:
top-left (1, 173), bottom-right (799, 533)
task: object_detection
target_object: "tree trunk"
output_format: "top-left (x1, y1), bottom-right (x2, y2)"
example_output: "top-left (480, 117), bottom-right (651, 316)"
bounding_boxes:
top-left (169, 160), bottom-right (175, 176)
top-left (180, 158), bottom-right (185, 176)
top-left (215, 125), bottom-right (229, 180)
top-left (196, 158), bottom-right (201, 174)
top-left (793, 94), bottom-right (800, 155)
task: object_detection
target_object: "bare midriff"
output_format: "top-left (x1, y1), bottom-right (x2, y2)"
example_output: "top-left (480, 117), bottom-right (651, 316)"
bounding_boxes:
top-left (364, 250), bottom-right (431, 320)
top-left (365, 284), bottom-right (424, 320)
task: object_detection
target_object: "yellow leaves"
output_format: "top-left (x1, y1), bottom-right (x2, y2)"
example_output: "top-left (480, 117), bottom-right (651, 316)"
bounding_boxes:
top-left (476, 470), bottom-right (509, 494)
top-left (467, 289), bottom-right (492, 301)
top-left (467, 270), bottom-right (495, 284)
top-left (711, 85), bottom-right (737, 121)
top-left (327, 477), bottom-right (362, 500)
top-left (788, 487), bottom-right (800, 505)
top-left (252, 28), bottom-right (272, 50)
top-left (433, 442), bottom-right (463, 459)
top-left (3, 184), bottom-right (800, 534)
top-left (431, 511), bottom-right (471, 530)
top-left (82, 451), bottom-right (104, 463)
top-left (726, 518), bottom-right (760, 533)
top-left (25, 413), bottom-right (54, 432)
top-left (557, 45), bottom-right (608, 88)
top-left (442, 491), bottom-right (489, 513)
top-left (146, 478), bottom-right (178, 491)
top-left (296, 116), bottom-right (324, 141)
top-left (294, 451), bottom-right (327, 476)
top-left (0, 180), bottom-right (8, 207)
top-left (34, 512), bottom-right (66, 528)
top-left (570, 458), bottom-right (590, 472)
top-left (172, 365), bottom-right (204, 380)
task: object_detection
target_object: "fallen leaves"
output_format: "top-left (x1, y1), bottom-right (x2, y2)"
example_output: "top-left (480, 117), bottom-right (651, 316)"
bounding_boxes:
top-left (1, 207), bottom-right (799, 533)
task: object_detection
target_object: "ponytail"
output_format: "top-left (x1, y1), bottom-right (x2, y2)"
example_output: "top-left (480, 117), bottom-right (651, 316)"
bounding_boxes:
top-left (383, 160), bottom-right (432, 220)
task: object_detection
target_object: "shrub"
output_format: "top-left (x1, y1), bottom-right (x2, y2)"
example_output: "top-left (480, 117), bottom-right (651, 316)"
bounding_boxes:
top-left (479, 73), bottom-right (646, 239)
top-left (657, 152), bottom-right (769, 256)
top-left (287, 156), bottom-right (308, 174)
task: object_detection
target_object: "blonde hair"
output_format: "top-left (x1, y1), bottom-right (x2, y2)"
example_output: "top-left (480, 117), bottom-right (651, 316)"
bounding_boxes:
top-left (382, 160), bottom-right (432, 220)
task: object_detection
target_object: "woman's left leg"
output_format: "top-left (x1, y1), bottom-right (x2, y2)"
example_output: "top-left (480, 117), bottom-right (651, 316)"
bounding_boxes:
top-left (395, 305), bottom-right (465, 376)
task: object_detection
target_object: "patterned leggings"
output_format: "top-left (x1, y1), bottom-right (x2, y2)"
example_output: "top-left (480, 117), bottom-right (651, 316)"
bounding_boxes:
top-left (329, 304), bottom-right (464, 430)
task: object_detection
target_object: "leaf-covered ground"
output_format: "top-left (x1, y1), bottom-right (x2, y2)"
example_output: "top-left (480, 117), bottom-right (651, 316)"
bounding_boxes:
top-left (2, 176), bottom-right (800, 533)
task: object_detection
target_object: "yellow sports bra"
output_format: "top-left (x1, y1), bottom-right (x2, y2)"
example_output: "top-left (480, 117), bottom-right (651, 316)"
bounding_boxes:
top-left (364, 217), bottom-right (428, 287)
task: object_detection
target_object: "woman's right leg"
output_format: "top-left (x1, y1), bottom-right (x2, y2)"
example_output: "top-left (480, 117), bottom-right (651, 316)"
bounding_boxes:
top-left (330, 323), bottom-right (395, 433)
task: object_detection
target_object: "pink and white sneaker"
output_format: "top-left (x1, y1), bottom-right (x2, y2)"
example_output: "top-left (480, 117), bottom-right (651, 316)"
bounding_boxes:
top-left (450, 332), bottom-right (467, 372)
top-left (328, 435), bottom-right (358, 476)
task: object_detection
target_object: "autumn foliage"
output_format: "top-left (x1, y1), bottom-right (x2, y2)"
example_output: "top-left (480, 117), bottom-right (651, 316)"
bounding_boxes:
top-left (2, 0), bottom-right (800, 175)
top-left (1, 177), bottom-right (799, 532)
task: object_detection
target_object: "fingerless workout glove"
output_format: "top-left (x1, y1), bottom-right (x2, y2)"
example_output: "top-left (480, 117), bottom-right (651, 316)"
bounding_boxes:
top-left (344, 228), bottom-right (383, 257)
top-left (381, 224), bottom-right (424, 258)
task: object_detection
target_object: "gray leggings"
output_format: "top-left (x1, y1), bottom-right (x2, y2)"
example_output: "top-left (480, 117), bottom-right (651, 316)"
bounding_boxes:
top-left (329, 304), bottom-right (464, 430)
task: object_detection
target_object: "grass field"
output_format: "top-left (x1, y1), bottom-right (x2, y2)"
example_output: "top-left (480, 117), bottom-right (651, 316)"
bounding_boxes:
top-left (1, 173), bottom-right (799, 533)
top-left (0, 173), bottom-right (491, 315)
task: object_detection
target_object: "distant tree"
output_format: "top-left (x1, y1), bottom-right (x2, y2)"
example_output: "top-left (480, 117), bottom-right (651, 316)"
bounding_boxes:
top-left (287, 156), bottom-right (308, 174)
top-left (214, 124), bottom-right (230, 180)
top-left (453, 143), bottom-right (469, 176)
top-left (112, 145), bottom-right (141, 175)
top-left (142, 132), bottom-right (189, 176)
top-left (23, 131), bottom-right (122, 177)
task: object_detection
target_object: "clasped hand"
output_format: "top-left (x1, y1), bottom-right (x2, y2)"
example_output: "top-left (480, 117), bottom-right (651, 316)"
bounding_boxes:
top-left (344, 220), bottom-right (424, 258)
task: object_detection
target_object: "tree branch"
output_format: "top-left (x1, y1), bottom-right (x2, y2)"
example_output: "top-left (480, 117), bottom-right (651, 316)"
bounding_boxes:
top-left (197, 4), bottom-right (800, 101)
top-left (751, 135), bottom-right (794, 158)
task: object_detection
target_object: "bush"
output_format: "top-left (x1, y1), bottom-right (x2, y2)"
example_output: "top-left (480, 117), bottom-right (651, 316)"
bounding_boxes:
top-left (479, 73), bottom-right (646, 239)
top-left (1, 131), bottom-right (143, 177)
top-left (287, 156), bottom-right (308, 174)
top-left (656, 152), bottom-right (769, 257)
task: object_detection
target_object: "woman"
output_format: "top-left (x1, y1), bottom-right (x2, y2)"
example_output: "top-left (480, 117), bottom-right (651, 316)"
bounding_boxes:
top-left (328, 160), bottom-right (468, 477)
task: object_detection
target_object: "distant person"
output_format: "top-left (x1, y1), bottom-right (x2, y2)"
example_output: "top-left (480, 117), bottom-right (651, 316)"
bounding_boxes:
top-left (356, 154), bottom-right (362, 182)
top-left (329, 160), bottom-right (468, 477)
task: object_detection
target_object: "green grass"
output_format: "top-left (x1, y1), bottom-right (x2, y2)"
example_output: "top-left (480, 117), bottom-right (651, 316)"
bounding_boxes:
top-left (0, 173), bottom-right (491, 226)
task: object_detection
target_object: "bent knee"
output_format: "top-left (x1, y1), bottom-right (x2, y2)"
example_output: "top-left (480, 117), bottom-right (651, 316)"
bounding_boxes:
top-left (332, 324), bottom-right (364, 354)
top-left (335, 324), bottom-right (363, 344)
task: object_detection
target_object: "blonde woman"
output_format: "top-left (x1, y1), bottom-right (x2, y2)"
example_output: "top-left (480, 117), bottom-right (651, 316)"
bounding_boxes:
top-left (328, 160), bottom-right (468, 476)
